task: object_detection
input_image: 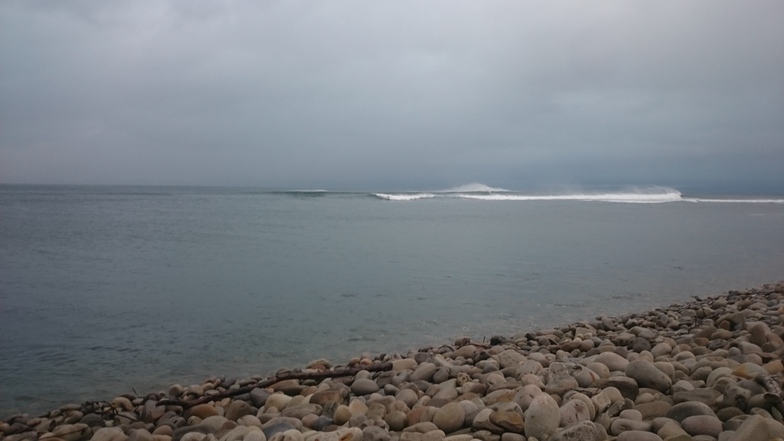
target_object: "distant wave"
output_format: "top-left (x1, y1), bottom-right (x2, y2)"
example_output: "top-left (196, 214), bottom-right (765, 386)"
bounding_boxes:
top-left (374, 193), bottom-right (435, 201)
top-left (438, 183), bottom-right (510, 193)
top-left (374, 185), bottom-right (684, 203)
top-left (371, 185), bottom-right (784, 204)
top-left (272, 189), bottom-right (328, 197)
top-left (459, 188), bottom-right (683, 203)
top-left (267, 183), bottom-right (784, 204)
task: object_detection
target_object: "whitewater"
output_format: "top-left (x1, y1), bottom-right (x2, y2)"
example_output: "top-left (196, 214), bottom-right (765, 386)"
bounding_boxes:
top-left (372, 184), bottom-right (784, 204)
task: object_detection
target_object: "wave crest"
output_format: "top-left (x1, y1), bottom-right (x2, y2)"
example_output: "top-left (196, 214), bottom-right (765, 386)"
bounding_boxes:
top-left (439, 183), bottom-right (509, 193)
top-left (374, 193), bottom-right (434, 201)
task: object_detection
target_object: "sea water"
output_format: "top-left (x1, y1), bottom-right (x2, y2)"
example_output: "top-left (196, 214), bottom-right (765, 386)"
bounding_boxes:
top-left (1, 184), bottom-right (783, 416)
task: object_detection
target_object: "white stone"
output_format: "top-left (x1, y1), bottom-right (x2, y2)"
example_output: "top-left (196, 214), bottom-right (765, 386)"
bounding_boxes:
top-left (524, 393), bottom-right (560, 439)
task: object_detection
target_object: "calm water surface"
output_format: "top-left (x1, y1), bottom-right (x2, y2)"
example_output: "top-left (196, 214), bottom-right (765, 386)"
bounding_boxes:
top-left (1, 185), bottom-right (782, 416)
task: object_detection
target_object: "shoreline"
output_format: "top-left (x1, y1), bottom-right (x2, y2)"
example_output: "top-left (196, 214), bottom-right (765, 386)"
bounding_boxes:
top-left (3, 281), bottom-right (783, 441)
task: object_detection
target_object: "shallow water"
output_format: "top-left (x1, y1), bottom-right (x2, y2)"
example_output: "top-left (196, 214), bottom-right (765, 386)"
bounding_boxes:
top-left (1, 185), bottom-right (782, 416)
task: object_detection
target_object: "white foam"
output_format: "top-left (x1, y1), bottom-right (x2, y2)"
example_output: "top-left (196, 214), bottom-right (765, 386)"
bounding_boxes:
top-left (459, 189), bottom-right (683, 203)
top-left (439, 183), bottom-right (509, 193)
top-left (372, 186), bottom-right (784, 204)
top-left (683, 197), bottom-right (784, 204)
top-left (374, 193), bottom-right (435, 201)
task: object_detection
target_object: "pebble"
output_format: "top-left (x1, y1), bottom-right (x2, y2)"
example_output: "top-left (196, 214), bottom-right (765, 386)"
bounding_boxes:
top-left (666, 401), bottom-right (717, 423)
top-left (225, 402), bottom-right (254, 421)
top-left (549, 421), bottom-right (596, 441)
top-left (616, 431), bottom-right (662, 441)
top-left (681, 415), bottom-right (723, 437)
top-left (432, 403), bottom-right (464, 434)
top-left (625, 360), bottom-right (672, 392)
top-left (488, 411), bottom-right (523, 433)
top-left (350, 379), bottom-right (380, 396)
top-left (524, 393), bottom-right (560, 440)
top-left (186, 405), bottom-right (219, 421)
top-left (558, 399), bottom-right (590, 427)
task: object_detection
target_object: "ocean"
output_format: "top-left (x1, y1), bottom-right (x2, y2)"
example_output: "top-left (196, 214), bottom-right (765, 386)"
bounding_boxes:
top-left (1, 184), bottom-right (782, 417)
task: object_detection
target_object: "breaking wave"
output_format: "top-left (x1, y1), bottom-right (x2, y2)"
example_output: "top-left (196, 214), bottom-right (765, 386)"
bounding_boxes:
top-left (459, 188), bottom-right (683, 203)
top-left (371, 184), bottom-right (784, 204)
top-left (374, 193), bottom-right (435, 201)
top-left (683, 197), bottom-right (784, 204)
top-left (374, 185), bottom-right (684, 203)
top-left (438, 183), bottom-right (510, 193)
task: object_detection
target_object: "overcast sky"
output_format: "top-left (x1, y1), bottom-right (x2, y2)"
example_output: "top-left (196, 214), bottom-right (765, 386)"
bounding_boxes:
top-left (1, 1), bottom-right (782, 192)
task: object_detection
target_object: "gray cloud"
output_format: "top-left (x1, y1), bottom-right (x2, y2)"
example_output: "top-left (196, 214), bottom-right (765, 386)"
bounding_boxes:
top-left (1, 1), bottom-right (783, 192)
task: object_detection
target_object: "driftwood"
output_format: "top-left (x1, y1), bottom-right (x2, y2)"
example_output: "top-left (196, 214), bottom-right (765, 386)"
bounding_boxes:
top-left (757, 373), bottom-right (783, 402)
top-left (755, 372), bottom-right (784, 416)
top-left (159, 362), bottom-right (393, 409)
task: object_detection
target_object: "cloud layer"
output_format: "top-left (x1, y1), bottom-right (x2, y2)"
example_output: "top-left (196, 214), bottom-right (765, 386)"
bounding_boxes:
top-left (2, 1), bottom-right (783, 192)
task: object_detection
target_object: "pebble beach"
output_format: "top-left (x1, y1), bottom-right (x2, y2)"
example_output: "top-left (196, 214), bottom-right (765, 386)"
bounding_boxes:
top-left (3, 282), bottom-right (784, 441)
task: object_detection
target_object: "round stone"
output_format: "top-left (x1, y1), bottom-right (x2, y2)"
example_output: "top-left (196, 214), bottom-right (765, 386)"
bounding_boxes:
top-left (524, 393), bottom-right (560, 440)
top-left (396, 389), bottom-right (419, 408)
top-left (549, 421), bottom-right (597, 441)
top-left (665, 401), bottom-right (717, 423)
top-left (384, 410), bottom-right (407, 431)
top-left (625, 360), bottom-right (672, 393)
top-left (410, 363), bottom-right (438, 382)
top-left (226, 400), bottom-right (255, 421)
top-left (351, 379), bottom-right (380, 396)
top-left (594, 352), bottom-right (629, 372)
top-left (616, 430), bottom-right (663, 441)
top-left (559, 399), bottom-right (590, 427)
top-left (265, 394), bottom-right (292, 412)
top-left (681, 415), bottom-right (723, 437)
top-left (186, 404), bottom-right (219, 420)
top-left (333, 405), bottom-right (351, 426)
top-left (432, 402), bottom-right (465, 434)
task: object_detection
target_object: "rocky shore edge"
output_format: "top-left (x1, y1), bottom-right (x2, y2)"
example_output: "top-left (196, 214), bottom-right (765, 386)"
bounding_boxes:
top-left (4, 282), bottom-right (784, 441)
